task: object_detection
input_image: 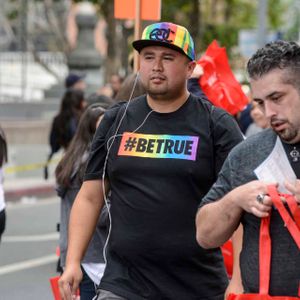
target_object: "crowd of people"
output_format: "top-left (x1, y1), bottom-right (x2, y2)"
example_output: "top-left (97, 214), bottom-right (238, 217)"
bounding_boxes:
top-left (0, 19), bottom-right (299, 300)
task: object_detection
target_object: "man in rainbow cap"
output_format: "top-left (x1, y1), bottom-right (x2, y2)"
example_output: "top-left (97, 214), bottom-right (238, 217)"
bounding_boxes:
top-left (59, 22), bottom-right (243, 300)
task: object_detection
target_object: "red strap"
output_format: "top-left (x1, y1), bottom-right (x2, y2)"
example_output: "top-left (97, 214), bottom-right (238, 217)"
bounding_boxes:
top-left (284, 194), bottom-right (300, 229)
top-left (259, 216), bottom-right (271, 294)
top-left (267, 185), bottom-right (300, 249)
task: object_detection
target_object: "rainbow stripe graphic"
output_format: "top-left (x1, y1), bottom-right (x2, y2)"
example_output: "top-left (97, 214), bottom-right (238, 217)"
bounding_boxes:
top-left (141, 22), bottom-right (195, 61)
top-left (118, 132), bottom-right (199, 161)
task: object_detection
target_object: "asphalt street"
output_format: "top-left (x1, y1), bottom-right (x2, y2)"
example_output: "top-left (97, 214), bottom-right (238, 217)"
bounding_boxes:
top-left (0, 196), bottom-right (60, 300)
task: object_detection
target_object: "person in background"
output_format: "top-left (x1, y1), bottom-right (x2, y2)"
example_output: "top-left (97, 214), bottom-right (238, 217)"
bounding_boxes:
top-left (65, 73), bottom-right (86, 92)
top-left (237, 103), bottom-right (253, 134)
top-left (44, 89), bottom-right (87, 179)
top-left (86, 93), bottom-right (115, 110)
top-left (114, 73), bottom-right (146, 102)
top-left (187, 64), bottom-right (210, 100)
top-left (59, 22), bottom-right (243, 300)
top-left (109, 74), bottom-right (123, 99)
top-left (196, 40), bottom-right (300, 296)
top-left (55, 103), bottom-right (107, 300)
top-left (0, 126), bottom-right (8, 243)
top-left (245, 99), bottom-right (269, 137)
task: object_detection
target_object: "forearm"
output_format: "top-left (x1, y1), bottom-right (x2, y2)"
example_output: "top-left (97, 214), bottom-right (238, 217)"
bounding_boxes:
top-left (230, 225), bottom-right (243, 289)
top-left (196, 189), bottom-right (243, 249)
top-left (224, 225), bottom-right (244, 299)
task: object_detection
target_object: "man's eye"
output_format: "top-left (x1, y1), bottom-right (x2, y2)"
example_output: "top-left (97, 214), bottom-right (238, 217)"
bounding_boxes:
top-left (164, 56), bottom-right (173, 60)
top-left (271, 96), bottom-right (281, 102)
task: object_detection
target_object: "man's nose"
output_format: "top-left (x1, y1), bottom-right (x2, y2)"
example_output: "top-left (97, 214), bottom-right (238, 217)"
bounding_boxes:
top-left (264, 101), bottom-right (277, 118)
top-left (152, 58), bottom-right (163, 71)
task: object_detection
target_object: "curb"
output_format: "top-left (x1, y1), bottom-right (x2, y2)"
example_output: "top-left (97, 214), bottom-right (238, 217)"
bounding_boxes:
top-left (5, 185), bottom-right (56, 202)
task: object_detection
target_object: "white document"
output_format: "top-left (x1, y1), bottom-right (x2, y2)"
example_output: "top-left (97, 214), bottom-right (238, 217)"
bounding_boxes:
top-left (254, 136), bottom-right (296, 194)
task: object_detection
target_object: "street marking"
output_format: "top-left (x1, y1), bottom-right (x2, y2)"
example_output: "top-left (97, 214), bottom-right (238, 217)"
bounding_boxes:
top-left (6, 197), bottom-right (59, 209)
top-left (2, 232), bottom-right (59, 242)
top-left (0, 254), bottom-right (57, 275)
top-left (4, 158), bottom-right (60, 175)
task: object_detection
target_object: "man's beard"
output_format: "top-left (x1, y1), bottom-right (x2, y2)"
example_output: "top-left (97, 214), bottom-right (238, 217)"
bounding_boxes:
top-left (272, 123), bottom-right (298, 142)
top-left (146, 82), bottom-right (184, 101)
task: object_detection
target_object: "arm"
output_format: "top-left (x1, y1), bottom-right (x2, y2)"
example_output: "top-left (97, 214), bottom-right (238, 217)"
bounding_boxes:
top-left (58, 179), bottom-right (106, 300)
top-left (196, 187), bottom-right (242, 249)
top-left (196, 180), bottom-right (273, 249)
top-left (224, 225), bottom-right (244, 299)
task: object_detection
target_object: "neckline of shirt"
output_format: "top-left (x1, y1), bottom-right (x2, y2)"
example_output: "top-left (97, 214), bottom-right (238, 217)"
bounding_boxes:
top-left (143, 95), bottom-right (193, 119)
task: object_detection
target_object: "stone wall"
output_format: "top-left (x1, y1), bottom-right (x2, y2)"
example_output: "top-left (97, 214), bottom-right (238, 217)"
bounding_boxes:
top-left (1, 119), bottom-right (51, 145)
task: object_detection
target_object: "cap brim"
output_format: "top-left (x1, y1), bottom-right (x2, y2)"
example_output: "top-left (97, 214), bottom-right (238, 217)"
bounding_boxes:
top-left (132, 40), bottom-right (192, 60)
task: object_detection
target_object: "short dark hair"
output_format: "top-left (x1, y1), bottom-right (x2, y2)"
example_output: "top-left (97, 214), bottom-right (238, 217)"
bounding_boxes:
top-left (247, 40), bottom-right (300, 90)
top-left (65, 73), bottom-right (85, 88)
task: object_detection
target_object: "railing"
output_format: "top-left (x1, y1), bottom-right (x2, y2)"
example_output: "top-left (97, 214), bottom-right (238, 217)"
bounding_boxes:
top-left (0, 51), bottom-right (68, 102)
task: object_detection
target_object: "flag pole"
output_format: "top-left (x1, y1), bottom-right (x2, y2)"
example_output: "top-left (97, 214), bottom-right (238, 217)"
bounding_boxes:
top-left (134, 0), bottom-right (141, 73)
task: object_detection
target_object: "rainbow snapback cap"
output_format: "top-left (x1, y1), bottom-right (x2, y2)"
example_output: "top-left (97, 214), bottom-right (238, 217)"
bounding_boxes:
top-left (132, 22), bottom-right (195, 61)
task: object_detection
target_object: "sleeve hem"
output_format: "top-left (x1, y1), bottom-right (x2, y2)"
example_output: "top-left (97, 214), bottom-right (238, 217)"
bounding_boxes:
top-left (83, 171), bottom-right (103, 181)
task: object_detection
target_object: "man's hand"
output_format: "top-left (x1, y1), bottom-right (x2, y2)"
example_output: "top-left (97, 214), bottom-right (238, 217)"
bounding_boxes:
top-left (58, 263), bottom-right (82, 300)
top-left (285, 180), bottom-right (300, 204)
top-left (190, 64), bottom-right (204, 79)
top-left (224, 278), bottom-right (244, 300)
top-left (232, 180), bottom-right (275, 218)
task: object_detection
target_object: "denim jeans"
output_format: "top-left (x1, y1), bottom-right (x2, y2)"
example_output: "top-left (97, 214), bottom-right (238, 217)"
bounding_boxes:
top-left (80, 267), bottom-right (97, 300)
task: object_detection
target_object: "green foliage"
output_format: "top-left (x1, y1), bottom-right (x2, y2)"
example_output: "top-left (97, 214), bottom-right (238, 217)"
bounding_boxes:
top-left (6, 9), bottom-right (19, 20)
top-left (73, 0), bottom-right (102, 9)
top-left (161, 0), bottom-right (193, 28)
top-left (160, 0), bottom-right (290, 56)
top-left (268, 0), bottom-right (287, 28)
top-left (202, 24), bottom-right (238, 52)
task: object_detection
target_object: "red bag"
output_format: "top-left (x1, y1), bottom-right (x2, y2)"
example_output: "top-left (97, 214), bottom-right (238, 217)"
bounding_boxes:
top-left (228, 185), bottom-right (300, 300)
top-left (198, 40), bottom-right (249, 116)
top-left (221, 240), bottom-right (233, 278)
top-left (49, 276), bottom-right (62, 300)
top-left (49, 275), bottom-right (80, 300)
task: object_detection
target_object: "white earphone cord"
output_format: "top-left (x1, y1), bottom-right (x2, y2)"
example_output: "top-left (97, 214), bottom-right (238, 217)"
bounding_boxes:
top-left (99, 73), bottom-right (153, 271)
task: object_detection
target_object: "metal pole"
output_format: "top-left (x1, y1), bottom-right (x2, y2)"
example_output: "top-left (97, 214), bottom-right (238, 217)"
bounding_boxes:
top-left (134, 0), bottom-right (141, 73)
top-left (19, 0), bottom-right (28, 102)
top-left (257, 0), bottom-right (267, 48)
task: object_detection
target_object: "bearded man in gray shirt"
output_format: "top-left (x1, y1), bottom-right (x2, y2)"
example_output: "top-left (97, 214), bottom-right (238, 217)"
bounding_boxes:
top-left (196, 40), bottom-right (300, 297)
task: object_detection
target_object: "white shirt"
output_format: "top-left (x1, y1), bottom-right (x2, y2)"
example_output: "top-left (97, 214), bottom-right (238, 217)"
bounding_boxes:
top-left (81, 262), bottom-right (106, 285)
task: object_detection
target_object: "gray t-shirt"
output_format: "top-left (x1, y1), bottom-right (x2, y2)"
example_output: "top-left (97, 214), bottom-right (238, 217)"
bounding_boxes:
top-left (200, 128), bottom-right (300, 296)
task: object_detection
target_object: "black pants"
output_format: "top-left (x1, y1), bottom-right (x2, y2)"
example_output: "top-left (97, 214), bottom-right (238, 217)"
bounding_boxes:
top-left (0, 209), bottom-right (6, 242)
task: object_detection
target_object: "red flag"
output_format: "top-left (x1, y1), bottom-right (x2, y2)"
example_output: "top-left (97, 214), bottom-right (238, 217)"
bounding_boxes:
top-left (198, 40), bottom-right (249, 115)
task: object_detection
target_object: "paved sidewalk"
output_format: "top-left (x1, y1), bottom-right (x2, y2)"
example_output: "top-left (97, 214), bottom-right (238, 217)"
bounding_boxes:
top-left (4, 177), bottom-right (56, 202)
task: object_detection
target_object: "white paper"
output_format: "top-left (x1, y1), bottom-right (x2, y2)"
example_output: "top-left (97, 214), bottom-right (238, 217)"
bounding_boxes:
top-left (254, 136), bottom-right (296, 194)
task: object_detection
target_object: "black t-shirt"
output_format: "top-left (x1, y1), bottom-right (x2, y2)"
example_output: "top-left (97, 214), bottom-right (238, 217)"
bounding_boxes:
top-left (84, 95), bottom-right (243, 299)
